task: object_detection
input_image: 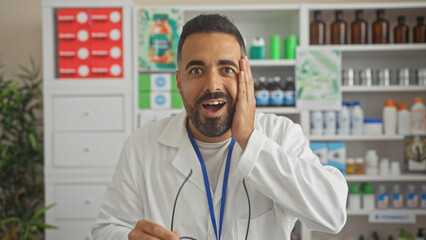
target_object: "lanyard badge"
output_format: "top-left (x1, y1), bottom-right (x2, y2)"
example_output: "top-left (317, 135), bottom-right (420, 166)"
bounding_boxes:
top-left (186, 124), bottom-right (235, 240)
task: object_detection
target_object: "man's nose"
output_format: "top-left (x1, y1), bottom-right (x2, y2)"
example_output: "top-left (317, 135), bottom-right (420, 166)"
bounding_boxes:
top-left (204, 70), bottom-right (222, 92)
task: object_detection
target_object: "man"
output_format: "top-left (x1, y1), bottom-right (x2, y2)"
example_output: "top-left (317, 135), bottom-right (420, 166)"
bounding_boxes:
top-left (92, 14), bottom-right (347, 240)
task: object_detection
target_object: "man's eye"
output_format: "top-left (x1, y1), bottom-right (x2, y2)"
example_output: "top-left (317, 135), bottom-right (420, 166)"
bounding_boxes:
top-left (190, 68), bottom-right (203, 75)
top-left (223, 67), bottom-right (234, 74)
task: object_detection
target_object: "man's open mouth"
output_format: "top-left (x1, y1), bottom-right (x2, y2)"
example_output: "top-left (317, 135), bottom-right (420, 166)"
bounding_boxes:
top-left (202, 100), bottom-right (226, 113)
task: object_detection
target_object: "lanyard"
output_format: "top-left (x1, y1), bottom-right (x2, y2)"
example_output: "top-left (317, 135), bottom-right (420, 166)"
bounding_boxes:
top-left (186, 124), bottom-right (235, 240)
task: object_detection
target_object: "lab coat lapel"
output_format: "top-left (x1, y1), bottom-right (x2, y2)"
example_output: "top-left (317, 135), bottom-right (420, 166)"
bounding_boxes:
top-left (158, 111), bottom-right (206, 193)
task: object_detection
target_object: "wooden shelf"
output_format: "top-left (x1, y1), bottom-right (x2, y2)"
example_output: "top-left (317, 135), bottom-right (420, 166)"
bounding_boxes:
top-left (256, 107), bottom-right (299, 114)
top-left (249, 59), bottom-right (295, 67)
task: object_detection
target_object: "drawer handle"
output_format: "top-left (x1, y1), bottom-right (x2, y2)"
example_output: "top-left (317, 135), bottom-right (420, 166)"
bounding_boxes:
top-left (83, 111), bottom-right (91, 116)
top-left (85, 198), bottom-right (93, 205)
top-left (84, 146), bottom-right (92, 152)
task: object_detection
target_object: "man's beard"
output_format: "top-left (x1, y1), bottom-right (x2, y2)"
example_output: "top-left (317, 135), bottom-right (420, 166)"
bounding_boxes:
top-left (183, 91), bottom-right (235, 138)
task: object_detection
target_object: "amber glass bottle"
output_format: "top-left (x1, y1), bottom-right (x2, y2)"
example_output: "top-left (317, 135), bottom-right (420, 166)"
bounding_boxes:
top-left (351, 10), bottom-right (368, 44)
top-left (394, 16), bottom-right (409, 44)
top-left (310, 10), bottom-right (326, 45)
top-left (372, 9), bottom-right (390, 44)
top-left (331, 10), bottom-right (347, 44)
top-left (413, 16), bottom-right (426, 43)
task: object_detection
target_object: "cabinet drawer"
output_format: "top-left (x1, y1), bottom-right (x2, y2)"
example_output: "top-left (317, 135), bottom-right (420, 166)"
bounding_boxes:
top-left (54, 96), bottom-right (123, 131)
top-left (55, 183), bottom-right (107, 219)
top-left (54, 132), bottom-right (124, 168)
top-left (47, 220), bottom-right (94, 240)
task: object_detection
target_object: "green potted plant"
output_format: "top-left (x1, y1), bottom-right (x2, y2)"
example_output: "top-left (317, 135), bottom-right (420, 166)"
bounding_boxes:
top-left (0, 56), bottom-right (57, 240)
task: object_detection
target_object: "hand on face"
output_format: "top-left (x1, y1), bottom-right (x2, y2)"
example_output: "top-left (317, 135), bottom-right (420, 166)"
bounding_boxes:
top-left (231, 55), bottom-right (256, 150)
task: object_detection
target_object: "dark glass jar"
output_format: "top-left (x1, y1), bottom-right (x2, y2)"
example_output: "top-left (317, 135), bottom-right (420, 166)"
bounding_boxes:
top-left (331, 10), bottom-right (348, 44)
top-left (413, 16), bottom-right (426, 43)
top-left (372, 9), bottom-right (390, 44)
top-left (351, 10), bottom-right (368, 44)
top-left (310, 10), bottom-right (326, 45)
top-left (394, 16), bottom-right (409, 44)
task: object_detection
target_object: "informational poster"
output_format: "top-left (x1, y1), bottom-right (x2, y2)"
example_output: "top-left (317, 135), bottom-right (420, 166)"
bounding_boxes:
top-left (138, 8), bottom-right (183, 70)
top-left (296, 48), bottom-right (341, 110)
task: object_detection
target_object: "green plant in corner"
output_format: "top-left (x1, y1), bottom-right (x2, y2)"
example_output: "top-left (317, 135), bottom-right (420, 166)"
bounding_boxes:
top-left (0, 56), bottom-right (57, 240)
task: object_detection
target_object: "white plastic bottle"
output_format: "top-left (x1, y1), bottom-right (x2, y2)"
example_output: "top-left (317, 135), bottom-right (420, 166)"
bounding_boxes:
top-left (411, 98), bottom-right (426, 134)
top-left (365, 149), bottom-right (379, 175)
top-left (377, 184), bottom-right (389, 209)
top-left (310, 110), bottom-right (323, 136)
top-left (324, 110), bottom-right (336, 135)
top-left (406, 184), bottom-right (419, 208)
top-left (398, 101), bottom-right (411, 135)
top-left (421, 185), bottom-right (426, 209)
top-left (351, 101), bottom-right (364, 135)
top-left (392, 184), bottom-right (404, 209)
top-left (338, 102), bottom-right (350, 135)
top-left (383, 99), bottom-right (398, 135)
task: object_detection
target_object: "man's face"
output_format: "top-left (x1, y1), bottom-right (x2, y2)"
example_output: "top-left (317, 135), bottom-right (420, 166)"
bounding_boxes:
top-left (176, 33), bottom-right (241, 138)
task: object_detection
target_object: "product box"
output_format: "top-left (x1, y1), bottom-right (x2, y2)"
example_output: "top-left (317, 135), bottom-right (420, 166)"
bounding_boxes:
top-left (139, 92), bottom-right (183, 109)
top-left (58, 62), bottom-right (90, 79)
top-left (57, 27), bottom-right (91, 44)
top-left (91, 8), bottom-right (122, 26)
top-left (56, 8), bottom-right (90, 27)
top-left (90, 61), bottom-right (122, 78)
top-left (91, 26), bottom-right (122, 44)
top-left (139, 73), bottom-right (177, 92)
top-left (403, 135), bottom-right (426, 173)
top-left (58, 44), bottom-right (91, 61)
top-left (310, 142), bottom-right (328, 165)
top-left (91, 45), bottom-right (122, 61)
top-left (328, 142), bottom-right (346, 174)
top-left (138, 8), bottom-right (183, 70)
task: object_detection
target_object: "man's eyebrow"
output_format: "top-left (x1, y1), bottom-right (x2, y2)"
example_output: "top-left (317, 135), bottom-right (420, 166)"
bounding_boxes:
top-left (218, 60), bottom-right (239, 70)
top-left (185, 60), bottom-right (205, 70)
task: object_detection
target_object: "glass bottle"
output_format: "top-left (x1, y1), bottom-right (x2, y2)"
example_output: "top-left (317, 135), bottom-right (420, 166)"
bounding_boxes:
top-left (310, 10), bottom-right (326, 45)
top-left (413, 16), bottom-right (426, 43)
top-left (372, 9), bottom-right (390, 44)
top-left (331, 10), bottom-right (348, 44)
top-left (351, 10), bottom-right (368, 44)
top-left (394, 16), bottom-right (409, 44)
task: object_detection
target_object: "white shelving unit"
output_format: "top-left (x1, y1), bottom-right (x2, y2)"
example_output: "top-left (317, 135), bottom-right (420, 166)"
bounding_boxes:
top-left (309, 135), bottom-right (405, 141)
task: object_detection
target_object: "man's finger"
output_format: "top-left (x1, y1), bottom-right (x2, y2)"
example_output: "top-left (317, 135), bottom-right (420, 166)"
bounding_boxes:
top-left (136, 220), bottom-right (179, 240)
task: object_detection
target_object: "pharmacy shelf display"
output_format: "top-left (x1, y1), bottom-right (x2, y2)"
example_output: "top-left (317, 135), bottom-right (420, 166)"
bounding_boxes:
top-left (300, 2), bottom-right (426, 240)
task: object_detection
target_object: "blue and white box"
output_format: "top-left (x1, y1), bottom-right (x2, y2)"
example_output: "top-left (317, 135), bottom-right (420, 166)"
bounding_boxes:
top-left (151, 73), bottom-right (172, 91)
top-left (328, 142), bottom-right (346, 174)
top-left (310, 142), bottom-right (328, 165)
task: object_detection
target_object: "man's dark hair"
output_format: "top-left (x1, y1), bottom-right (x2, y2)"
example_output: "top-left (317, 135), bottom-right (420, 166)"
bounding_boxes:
top-left (177, 14), bottom-right (246, 64)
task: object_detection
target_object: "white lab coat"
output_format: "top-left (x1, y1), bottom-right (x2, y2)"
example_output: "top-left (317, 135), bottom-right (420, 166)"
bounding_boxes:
top-left (92, 111), bottom-right (347, 240)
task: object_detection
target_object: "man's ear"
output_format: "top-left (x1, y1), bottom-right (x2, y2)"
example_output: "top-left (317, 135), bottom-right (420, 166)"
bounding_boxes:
top-left (175, 69), bottom-right (182, 96)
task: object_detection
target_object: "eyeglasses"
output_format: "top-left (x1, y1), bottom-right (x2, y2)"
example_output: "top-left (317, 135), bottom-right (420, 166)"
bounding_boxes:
top-left (170, 169), bottom-right (251, 240)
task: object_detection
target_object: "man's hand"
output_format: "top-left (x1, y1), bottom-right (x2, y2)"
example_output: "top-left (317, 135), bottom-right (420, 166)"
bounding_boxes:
top-left (231, 55), bottom-right (256, 150)
top-left (128, 220), bottom-right (180, 240)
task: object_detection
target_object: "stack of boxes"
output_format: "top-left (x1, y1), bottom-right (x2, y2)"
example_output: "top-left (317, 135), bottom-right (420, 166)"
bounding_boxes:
top-left (56, 8), bottom-right (123, 79)
top-left (138, 73), bottom-right (183, 109)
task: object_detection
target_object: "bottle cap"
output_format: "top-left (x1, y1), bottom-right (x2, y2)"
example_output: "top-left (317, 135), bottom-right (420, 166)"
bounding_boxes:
top-left (384, 100), bottom-right (396, 107)
top-left (346, 158), bottom-right (355, 164)
top-left (349, 184), bottom-right (360, 194)
top-left (414, 98), bottom-right (424, 104)
top-left (355, 157), bottom-right (364, 163)
top-left (252, 37), bottom-right (266, 46)
top-left (363, 183), bottom-right (374, 194)
top-left (399, 102), bottom-right (408, 110)
top-left (353, 101), bottom-right (360, 106)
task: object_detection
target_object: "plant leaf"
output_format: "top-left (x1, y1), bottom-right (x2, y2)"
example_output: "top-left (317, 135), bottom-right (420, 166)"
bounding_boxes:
top-left (32, 203), bottom-right (56, 219)
top-left (34, 221), bottom-right (59, 230)
top-left (1, 217), bottom-right (21, 226)
top-left (29, 133), bottom-right (36, 149)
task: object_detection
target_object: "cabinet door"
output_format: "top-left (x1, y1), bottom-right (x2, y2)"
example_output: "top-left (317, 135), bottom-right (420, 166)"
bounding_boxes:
top-left (54, 96), bottom-right (123, 131)
top-left (46, 220), bottom-right (95, 240)
top-left (53, 132), bottom-right (125, 168)
top-left (54, 183), bottom-right (107, 219)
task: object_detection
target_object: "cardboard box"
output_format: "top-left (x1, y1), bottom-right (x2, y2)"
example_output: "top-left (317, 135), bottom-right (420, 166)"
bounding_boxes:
top-left (57, 27), bottom-right (91, 44)
top-left (91, 61), bottom-right (122, 78)
top-left (139, 91), bottom-right (183, 109)
top-left (58, 61), bottom-right (90, 79)
top-left (91, 26), bottom-right (122, 44)
top-left (310, 142), bottom-right (328, 165)
top-left (56, 8), bottom-right (90, 26)
top-left (403, 135), bottom-right (426, 173)
top-left (328, 142), bottom-right (346, 174)
top-left (91, 44), bottom-right (122, 61)
top-left (91, 8), bottom-right (122, 26)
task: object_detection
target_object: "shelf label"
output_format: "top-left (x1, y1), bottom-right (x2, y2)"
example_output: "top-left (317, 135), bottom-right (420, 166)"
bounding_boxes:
top-left (369, 210), bottom-right (415, 224)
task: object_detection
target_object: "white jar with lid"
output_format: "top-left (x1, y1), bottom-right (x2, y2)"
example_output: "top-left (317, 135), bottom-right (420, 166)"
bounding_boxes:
top-left (364, 118), bottom-right (382, 135)
top-left (365, 149), bottom-right (379, 175)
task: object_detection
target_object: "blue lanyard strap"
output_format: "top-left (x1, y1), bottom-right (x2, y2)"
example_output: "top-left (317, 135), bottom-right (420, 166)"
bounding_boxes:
top-left (186, 124), bottom-right (235, 240)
